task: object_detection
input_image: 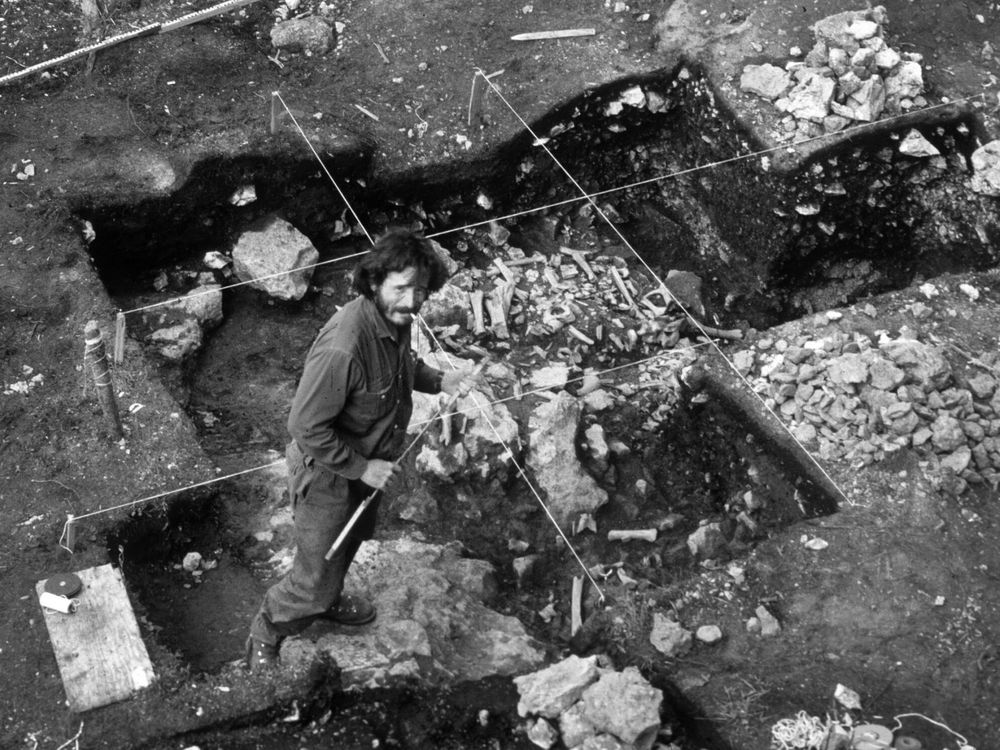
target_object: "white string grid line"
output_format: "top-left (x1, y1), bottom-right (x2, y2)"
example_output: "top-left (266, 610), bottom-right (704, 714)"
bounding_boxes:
top-left (413, 313), bottom-right (606, 599)
top-left (475, 68), bottom-right (859, 506)
top-left (195, 95), bottom-right (605, 594)
top-left (68, 84), bottom-right (985, 540)
top-left (114, 91), bottom-right (983, 320)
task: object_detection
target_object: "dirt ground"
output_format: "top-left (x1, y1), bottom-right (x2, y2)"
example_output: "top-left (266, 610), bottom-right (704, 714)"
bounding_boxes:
top-left (2, 0), bottom-right (1000, 749)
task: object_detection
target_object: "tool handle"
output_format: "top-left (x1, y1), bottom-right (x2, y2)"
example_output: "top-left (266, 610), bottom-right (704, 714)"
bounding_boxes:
top-left (323, 360), bottom-right (486, 561)
top-left (324, 489), bottom-right (378, 560)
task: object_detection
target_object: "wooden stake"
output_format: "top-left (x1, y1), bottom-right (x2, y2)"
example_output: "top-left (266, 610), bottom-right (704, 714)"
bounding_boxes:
top-left (84, 320), bottom-right (123, 440)
top-left (270, 91), bottom-right (280, 134)
top-left (64, 514), bottom-right (76, 553)
top-left (112, 311), bottom-right (126, 364)
top-left (571, 576), bottom-right (583, 637)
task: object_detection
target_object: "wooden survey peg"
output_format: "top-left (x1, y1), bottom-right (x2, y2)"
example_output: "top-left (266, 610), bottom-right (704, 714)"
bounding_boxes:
top-left (84, 320), bottom-right (123, 440)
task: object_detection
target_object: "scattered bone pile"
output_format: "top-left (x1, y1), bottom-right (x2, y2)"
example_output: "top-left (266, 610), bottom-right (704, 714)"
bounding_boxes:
top-left (736, 312), bottom-right (1000, 497)
top-left (739, 6), bottom-right (925, 141)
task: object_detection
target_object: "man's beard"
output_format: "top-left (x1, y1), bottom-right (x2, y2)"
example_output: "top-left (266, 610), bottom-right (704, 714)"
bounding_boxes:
top-left (375, 295), bottom-right (415, 324)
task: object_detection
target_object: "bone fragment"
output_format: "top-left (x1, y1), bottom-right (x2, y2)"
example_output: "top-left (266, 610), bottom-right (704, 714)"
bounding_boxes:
top-left (485, 284), bottom-right (513, 339)
top-left (567, 325), bottom-right (595, 346)
top-left (691, 323), bottom-right (743, 341)
top-left (493, 258), bottom-right (517, 284)
top-left (470, 290), bottom-right (486, 335)
top-left (610, 267), bottom-right (636, 309)
top-left (571, 575), bottom-right (584, 637)
top-left (559, 246), bottom-right (596, 280)
top-left (607, 529), bottom-right (658, 543)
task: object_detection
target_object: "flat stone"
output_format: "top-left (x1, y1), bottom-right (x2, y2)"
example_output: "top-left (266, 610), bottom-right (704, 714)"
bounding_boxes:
top-left (740, 63), bottom-right (792, 100)
top-left (828, 353), bottom-right (869, 384)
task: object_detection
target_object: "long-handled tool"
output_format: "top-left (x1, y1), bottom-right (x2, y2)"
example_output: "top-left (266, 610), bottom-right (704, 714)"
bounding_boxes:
top-left (324, 361), bottom-right (486, 560)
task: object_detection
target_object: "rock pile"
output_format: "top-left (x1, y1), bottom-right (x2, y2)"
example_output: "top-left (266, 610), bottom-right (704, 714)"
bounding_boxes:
top-left (281, 538), bottom-right (546, 688)
top-left (740, 6), bottom-right (926, 141)
top-left (514, 655), bottom-right (664, 750)
top-left (738, 320), bottom-right (1000, 496)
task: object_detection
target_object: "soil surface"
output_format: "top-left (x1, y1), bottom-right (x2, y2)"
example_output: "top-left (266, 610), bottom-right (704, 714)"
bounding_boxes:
top-left (2, 1), bottom-right (1000, 749)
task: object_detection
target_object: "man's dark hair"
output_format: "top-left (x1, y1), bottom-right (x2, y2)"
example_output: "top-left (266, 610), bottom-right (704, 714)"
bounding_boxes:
top-left (351, 228), bottom-right (449, 299)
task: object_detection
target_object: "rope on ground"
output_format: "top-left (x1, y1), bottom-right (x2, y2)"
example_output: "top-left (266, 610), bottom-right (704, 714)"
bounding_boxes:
top-left (477, 68), bottom-right (860, 507)
top-left (0, 0), bottom-right (260, 87)
top-left (891, 713), bottom-right (971, 748)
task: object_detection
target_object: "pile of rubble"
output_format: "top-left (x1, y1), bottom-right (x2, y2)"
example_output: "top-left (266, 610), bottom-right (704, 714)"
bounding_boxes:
top-left (514, 655), bottom-right (668, 750)
top-left (734, 308), bottom-right (1000, 497)
top-left (739, 6), bottom-right (925, 141)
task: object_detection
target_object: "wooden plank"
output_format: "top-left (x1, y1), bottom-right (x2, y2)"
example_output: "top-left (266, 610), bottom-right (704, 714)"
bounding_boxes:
top-left (36, 564), bottom-right (155, 712)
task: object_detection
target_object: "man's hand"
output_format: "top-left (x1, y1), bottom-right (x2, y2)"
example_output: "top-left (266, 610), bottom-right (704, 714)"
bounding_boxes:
top-left (360, 459), bottom-right (400, 490)
top-left (441, 365), bottom-right (484, 397)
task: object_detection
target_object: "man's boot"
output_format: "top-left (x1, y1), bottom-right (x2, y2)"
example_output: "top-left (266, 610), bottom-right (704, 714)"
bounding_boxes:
top-left (245, 636), bottom-right (279, 672)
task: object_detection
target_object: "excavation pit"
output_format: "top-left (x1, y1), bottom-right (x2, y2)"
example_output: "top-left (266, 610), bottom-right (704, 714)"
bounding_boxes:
top-left (81, 68), bottom-right (997, 748)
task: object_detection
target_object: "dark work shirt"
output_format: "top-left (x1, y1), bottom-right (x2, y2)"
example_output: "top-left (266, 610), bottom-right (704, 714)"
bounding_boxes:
top-left (288, 295), bottom-right (441, 480)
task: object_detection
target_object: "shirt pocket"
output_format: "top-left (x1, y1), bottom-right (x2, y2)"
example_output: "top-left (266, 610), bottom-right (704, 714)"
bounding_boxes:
top-left (352, 380), bottom-right (397, 424)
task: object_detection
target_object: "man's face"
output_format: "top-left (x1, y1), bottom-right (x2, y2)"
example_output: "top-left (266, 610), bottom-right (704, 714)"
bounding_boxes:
top-left (373, 266), bottom-right (429, 327)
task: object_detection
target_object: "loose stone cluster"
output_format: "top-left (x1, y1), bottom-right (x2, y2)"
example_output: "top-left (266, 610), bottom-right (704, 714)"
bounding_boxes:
top-left (514, 655), bottom-right (666, 750)
top-left (737, 321), bottom-right (1000, 497)
top-left (740, 6), bottom-right (926, 141)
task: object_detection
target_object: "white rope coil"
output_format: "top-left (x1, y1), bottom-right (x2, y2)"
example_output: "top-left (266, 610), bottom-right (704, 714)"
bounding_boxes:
top-left (771, 711), bottom-right (829, 750)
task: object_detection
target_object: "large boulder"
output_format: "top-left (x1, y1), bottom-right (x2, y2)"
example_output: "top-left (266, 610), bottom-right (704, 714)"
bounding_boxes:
top-left (527, 392), bottom-right (609, 528)
top-left (283, 539), bottom-right (545, 687)
top-left (739, 63), bottom-right (791, 101)
top-left (232, 216), bottom-right (319, 301)
top-left (581, 667), bottom-right (663, 750)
